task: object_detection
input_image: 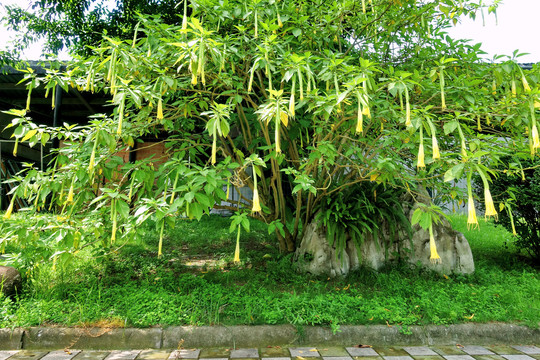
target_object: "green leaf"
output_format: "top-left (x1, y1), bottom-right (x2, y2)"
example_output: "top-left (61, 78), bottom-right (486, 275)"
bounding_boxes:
top-left (443, 120), bottom-right (458, 135)
top-left (444, 163), bottom-right (465, 182)
top-left (116, 200), bottom-right (130, 219)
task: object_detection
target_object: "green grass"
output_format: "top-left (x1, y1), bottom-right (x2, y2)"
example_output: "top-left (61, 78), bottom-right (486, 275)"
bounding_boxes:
top-left (0, 214), bottom-right (538, 329)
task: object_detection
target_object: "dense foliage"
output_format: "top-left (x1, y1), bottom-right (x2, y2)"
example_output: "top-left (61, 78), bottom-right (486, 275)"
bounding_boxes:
top-left (1, 0), bottom-right (181, 58)
top-left (477, 158), bottom-right (540, 260)
top-left (2, 0), bottom-right (540, 270)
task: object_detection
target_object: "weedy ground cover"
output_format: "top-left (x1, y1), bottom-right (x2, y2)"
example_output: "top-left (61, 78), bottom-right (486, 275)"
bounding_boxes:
top-left (0, 214), bottom-right (537, 329)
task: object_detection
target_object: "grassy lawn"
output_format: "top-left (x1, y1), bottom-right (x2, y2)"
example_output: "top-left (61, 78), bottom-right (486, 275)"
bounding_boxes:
top-left (0, 214), bottom-right (538, 329)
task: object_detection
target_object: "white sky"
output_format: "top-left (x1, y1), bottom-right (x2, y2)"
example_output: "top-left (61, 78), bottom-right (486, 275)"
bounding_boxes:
top-left (0, 0), bottom-right (539, 63)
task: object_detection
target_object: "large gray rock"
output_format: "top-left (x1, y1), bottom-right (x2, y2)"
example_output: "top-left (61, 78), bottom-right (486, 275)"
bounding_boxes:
top-left (295, 195), bottom-right (474, 277)
top-left (0, 266), bottom-right (21, 296)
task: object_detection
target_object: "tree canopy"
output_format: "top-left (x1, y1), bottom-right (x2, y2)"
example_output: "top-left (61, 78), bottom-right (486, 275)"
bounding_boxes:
top-left (2, 0), bottom-right (539, 270)
top-left (2, 0), bottom-right (181, 58)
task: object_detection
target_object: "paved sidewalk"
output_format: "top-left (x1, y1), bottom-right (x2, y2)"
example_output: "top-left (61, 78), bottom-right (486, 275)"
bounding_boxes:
top-left (0, 345), bottom-right (539, 360)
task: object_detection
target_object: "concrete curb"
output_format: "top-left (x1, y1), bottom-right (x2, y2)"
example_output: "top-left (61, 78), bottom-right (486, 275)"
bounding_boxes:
top-left (0, 324), bottom-right (537, 350)
top-left (0, 328), bottom-right (23, 349)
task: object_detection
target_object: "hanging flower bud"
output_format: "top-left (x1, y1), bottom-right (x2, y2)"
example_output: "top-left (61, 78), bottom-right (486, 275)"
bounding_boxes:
top-left (157, 98), bottom-right (164, 120)
top-left (234, 226), bottom-right (241, 263)
top-left (65, 181), bottom-right (74, 204)
top-left (417, 143), bottom-right (425, 169)
top-left (89, 149), bottom-right (96, 173)
top-left (432, 135), bottom-right (440, 160)
top-left (289, 92), bottom-right (295, 117)
top-left (356, 105), bottom-right (363, 134)
top-left (277, 12), bottom-right (283, 28)
top-left (522, 75), bottom-right (531, 92)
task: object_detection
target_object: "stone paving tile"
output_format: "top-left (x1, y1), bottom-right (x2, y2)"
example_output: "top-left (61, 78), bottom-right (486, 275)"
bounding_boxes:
top-left (289, 348), bottom-right (320, 357)
top-left (137, 351), bottom-right (170, 360)
top-left (486, 347), bottom-right (524, 355)
top-left (168, 350), bottom-right (201, 360)
top-left (41, 351), bottom-right (81, 360)
top-left (432, 347), bottom-right (466, 356)
top-left (0, 352), bottom-right (19, 360)
top-left (200, 358), bottom-right (228, 360)
top-left (10, 351), bottom-right (49, 360)
top-left (351, 356), bottom-right (382, 360)
top-left (382, 356), bottom-right (413, 360)
top-left (260, 358), bottom-right (291, 360)
top-left (346, 348), bottom-right (379, 357)
top-left (501, 356), bottom-right (536, 360)
top-left (404, 348), bottom-right (438, 356)
top-left (72, 351), bottom-right (110, 360)
top-left (442, 355), bottom-right (475, 360)
top-left (230, 349), bottom-right (258, 359)
top-left (322, 357), bottom-right (352, 360)
top-left (260, 348), bottom-right (290, 358)
top-left (199, 349), bottom-right (231, 359)
top-left (461, 347), bottom-right (493, 356)
top-left (530, 356), bottom-right (540, 360)
top-left (104, 351), bottom-right (141, 360)
top-left (319, 348), bottom-right (349, 357)
top-left (472, 355), bottom-right (506, 360)
top-left (373, 348), bottom-right (409, 357)
top-left (511, 348), bottom-right (540, 356)
top-left (411, 356), bottom-right (444, 360)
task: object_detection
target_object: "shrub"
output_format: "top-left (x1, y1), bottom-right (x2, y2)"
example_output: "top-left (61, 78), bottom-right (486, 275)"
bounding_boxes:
top-left (480, 158), bottom-right (540, 260)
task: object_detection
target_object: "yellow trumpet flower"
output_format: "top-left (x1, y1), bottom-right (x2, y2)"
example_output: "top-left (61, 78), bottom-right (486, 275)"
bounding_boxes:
top-left (467, 194), bottom-right (479, 229)
top-left (432, 135), bottom-right (440, 160)
top-left (484, 187), bottom-right (497, 219)
top-left (234, 226), bottom-right (241, 264)
top-left (3, 197), bottom-right (15, 219)
top-left (532, 124), bottom-right (540, 149)
top-left (522, 75), bottom-right (531, 92)
top-left (429, 224), bottom-right (441, 264)
top-left (252, 188), bottom-right (262, 212)
top-left (362, 106), bottom-right (371, 119)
